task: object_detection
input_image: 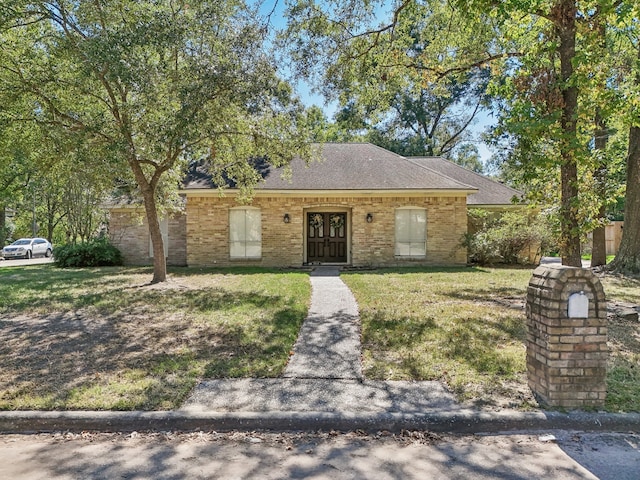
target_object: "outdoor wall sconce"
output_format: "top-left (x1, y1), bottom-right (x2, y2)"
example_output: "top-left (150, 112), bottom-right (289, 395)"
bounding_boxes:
top-left (366, 213), bottom-right (374, 223)
top-left (283, 213), bottom-right (290, 223)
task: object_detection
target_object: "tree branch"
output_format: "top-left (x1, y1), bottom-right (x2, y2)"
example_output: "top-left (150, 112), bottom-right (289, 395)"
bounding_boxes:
top-left (438, 97), bottom-right (482, 155)
top-left (381, 51), bottom-right (523, 80)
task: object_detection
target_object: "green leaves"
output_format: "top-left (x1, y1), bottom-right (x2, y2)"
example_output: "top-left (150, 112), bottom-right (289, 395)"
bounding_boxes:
top-left (2, 0), bottom-right (314, 280)
top-left (285, 0), bottom-right (497, 158)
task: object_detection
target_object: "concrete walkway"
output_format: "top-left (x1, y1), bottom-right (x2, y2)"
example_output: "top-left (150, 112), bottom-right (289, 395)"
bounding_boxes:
top-left (181, 266), bottom-right (457, 415)
top-left (283, 266), bottom-right (362, 380)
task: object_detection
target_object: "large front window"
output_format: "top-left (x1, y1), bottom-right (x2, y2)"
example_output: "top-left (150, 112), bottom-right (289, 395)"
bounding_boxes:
top-left (229, 208), bottom-right (262, 259)
top-left (395, 208), bottom-right (426, 257)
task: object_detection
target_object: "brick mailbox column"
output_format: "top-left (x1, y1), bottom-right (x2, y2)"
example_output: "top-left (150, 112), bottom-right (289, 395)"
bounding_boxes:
top-left (526, 265), bottom-right (608, 408)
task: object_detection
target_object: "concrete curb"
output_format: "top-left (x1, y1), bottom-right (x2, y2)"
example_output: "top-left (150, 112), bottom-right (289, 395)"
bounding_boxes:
top-left (1, 410), bottom-right (639, 435)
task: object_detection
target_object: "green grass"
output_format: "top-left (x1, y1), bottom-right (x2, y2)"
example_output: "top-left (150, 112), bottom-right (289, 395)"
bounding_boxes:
top-left (342, 267), bottom-right (534, 408)
top-left (1, 263), bottom-right (638, 412)
top-left (604, 272), bottom-right (640, 412)
top-left (581, 254), bottom-right (616, 263)
top-left (602, 274), bottom-right (640, 305)
top-left (606, 356), bottom-right (640, 412)
top-left (0, 265), bottom-right (310, 410)
top-left (343, 266), bottom-right (640, 411)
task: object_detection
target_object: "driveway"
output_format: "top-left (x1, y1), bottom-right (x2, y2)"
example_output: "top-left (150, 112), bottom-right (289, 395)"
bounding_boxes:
top-left (0, 257), bottom-right (54, 268)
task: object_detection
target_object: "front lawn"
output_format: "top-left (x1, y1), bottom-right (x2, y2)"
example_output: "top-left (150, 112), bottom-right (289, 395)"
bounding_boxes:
top-left (0, 266), bottom-right (310, 410)
top-left (342, 267), bottom-right (534, 409)
top-left (342, 267), bottom-right (640, 411)
top-left (1, 264), bottom-right (638, 412)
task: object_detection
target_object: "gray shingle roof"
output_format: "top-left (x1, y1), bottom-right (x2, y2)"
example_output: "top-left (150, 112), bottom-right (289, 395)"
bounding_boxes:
top-left (408, 157), bottom-right (522, 206)
top-left (183, 143), bottom-right (477, 192)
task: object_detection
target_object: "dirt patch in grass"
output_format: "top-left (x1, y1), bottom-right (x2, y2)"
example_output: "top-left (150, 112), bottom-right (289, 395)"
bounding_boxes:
top-left (0, 305), bottom-right (227, 410)
top-left (0, 267), bottom-right (310, 410)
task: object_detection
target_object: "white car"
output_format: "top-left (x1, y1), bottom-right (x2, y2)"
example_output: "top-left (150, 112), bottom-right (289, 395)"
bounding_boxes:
top-left (1, 238), bottom-right (53, 259)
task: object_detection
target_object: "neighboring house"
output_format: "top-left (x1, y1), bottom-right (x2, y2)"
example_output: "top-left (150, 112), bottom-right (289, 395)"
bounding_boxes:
top-left (109, 143), bottom-right (521, 268)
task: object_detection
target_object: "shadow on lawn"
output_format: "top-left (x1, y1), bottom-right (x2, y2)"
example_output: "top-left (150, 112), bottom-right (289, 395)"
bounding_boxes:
top-left (1, 265), bottom-right (315, 319)
top-left (0, 265), bottom-right (302, 314)
top-left (0, 286), bottom-right (306, 410)
top-left (363, 309), bottom-right (526, 382)
top-left (0, 266), bottom-right (153, 312)
top-left (606, 315), bottom-right (640, 412)
top-left (439, 315), bottom-right (526, 375)
top-left (441, 287), bottom-right (528, 309)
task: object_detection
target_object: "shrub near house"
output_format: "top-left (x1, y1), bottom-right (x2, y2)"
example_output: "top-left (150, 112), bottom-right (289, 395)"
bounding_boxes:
top-left (54, 238), bottom-right (123, 267)
top-left (463, 209), bottom-right (553, 265)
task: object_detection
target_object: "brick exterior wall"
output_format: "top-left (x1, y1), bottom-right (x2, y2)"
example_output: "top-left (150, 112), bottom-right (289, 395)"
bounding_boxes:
top-left (526, 265), bottom-right (608, 408)
top-left (168, 213), bottom-right (187, 266)
top-left (108, 208), bottom-right (187, 266)
top-left (184, 193), bottom-right (468, 267)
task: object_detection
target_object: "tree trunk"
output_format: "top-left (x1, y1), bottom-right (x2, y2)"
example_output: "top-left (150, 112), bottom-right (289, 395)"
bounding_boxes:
top-left (141, 189), bottom-right (167, 283)
top-left (128, 156), bottom-right (167, 283)
top-left (556, 0), bottom-right (582, 267)
top-left (609, 125), bottom-right (640, 273)
top-left (46, 197), bottom-right (55, 243)
top-left (591, 214), bottom-right (607, 266)
top-left (609, 43), bottom-right (640, 274)
top-left (591, 109), bottom-right (608, 267)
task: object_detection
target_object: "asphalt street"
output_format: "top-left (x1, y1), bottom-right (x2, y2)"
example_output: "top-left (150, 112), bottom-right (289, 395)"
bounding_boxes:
top-left (0, 430), bottom-right (638, 479)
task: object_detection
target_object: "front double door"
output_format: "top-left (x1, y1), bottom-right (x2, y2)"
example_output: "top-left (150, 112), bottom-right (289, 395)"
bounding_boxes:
top-left (307, 212), bottom-right (347, 263)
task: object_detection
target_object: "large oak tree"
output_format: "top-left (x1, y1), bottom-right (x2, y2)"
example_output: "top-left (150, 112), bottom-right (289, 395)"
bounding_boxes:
top-left (285, 0), bottom-right (495, 164)
top-left (285, 0), bottom-right (634, 268)
top-left (1, 0), bottom-right (312, 282)
top-left (610, 34), bottom-right (640, 274)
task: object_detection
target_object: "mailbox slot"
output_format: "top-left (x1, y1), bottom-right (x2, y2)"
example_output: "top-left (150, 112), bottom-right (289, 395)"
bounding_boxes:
top-left (568, 291), bottom-right (589, 318)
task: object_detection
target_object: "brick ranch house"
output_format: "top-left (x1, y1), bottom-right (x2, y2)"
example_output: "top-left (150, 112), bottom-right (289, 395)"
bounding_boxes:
top-left (108, 143), bottom-right (521, 267)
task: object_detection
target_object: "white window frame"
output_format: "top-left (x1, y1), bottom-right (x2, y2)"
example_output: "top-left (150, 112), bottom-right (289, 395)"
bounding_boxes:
top-left (229, 207), bottom-right (262, 259)
top-left (395, 207), bottom-right (427, 258)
